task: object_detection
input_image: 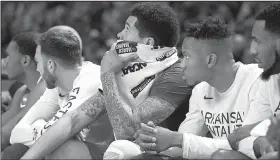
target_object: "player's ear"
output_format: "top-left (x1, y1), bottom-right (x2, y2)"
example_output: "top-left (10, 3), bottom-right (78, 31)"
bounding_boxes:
top-left (47, 59), bottom-right (56, 75)
top-left (206, 53), bottom-right (217, 68)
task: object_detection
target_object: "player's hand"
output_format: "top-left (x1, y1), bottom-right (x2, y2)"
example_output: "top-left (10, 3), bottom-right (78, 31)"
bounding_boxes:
top-left (1, 91), bottom-right (12, 111)
top-left (100, 49), bottom-right (138, 75)
top-left (259, 151), bottom-right (279, 159)
top-left (266, 116), bottom-right (280, 150)
top-left (136, 121), bottom-right (181, 153)
top-left (227, 123), bottom-right (257, 150)
top-left (9, 85), bottom-right (28, 111)
top-left (254, 136), bottom-right (275, 158)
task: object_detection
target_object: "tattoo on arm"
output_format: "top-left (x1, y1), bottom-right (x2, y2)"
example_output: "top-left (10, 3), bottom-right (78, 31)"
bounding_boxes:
top-left (101, 72), bottom-right (136, 139)
top-left (79, 92), bottom-right (106, 120)
top-left (101, 72), bottom-right (176, 139)
top-left (135, 96), bottom-right (175, 126)
top-left (69, 92), bottom-right (107, 130)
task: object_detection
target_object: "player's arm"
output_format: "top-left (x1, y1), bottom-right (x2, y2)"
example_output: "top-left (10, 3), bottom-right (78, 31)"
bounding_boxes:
top-left (2, 82), bottom-right (45, 150)
top-left (1, 85), bottom-right (28, 126)
top-left (10, 87), bottom-right (59, 145)
top-left (101, 69), bottom-right (192, 140)
top-left (2, 81), bottom-right (45, 134)
top-left (138, 124), bottom-right (232, 159)
top-left (237, 77), bottom-right (273, 159)
top-left (21, 91), bottom-right (106, 159)
top-left (137, 86), bottom-right (232, 159)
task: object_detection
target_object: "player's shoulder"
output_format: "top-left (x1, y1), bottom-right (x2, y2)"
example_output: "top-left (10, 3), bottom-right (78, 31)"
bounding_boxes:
top-left (156, 59), bottom-right (184, 81)
top-left (238, 62), bottom-right (262, 76)
top-left (270, 73), bottom-right (280, 83)
top-left (192, 81), bottom-right (210, 95)
top-left (265, 73), bottom-right (280, 89)
top-left (237, 62), bottom-right (263, 87)
top-left (72, 61), bottom-right (101, 92)
top-left (166, 59), bottom-right (182, 72)
top-left (76, 61), bottom-right (101, 82)
top-left (80, 61), bottom-right (101, 74)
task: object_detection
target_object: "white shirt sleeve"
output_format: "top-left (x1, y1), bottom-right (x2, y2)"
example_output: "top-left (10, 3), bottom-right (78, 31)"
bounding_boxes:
top-left (238, 79), bottom-right (273, 159)
top-left (243, 78), bottom-right (273, 125)
top-left (10, 88), bottom-right (60, 145)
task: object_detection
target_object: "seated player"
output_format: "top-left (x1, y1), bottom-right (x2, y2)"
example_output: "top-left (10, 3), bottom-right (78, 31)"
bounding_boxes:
top-left (215, 3), bottom-right (280, 159)
top-left (1, 32), bottom-right (45, 151)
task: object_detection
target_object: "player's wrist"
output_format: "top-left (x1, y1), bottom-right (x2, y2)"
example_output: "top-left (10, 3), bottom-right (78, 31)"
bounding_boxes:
top-left (171, 131), bottom-right (183, 148)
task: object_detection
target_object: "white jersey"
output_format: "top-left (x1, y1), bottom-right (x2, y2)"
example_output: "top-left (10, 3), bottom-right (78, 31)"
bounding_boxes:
top-left (10, 61), bottom-right (102, 146)
top-left (262, 74), bottom-right (280, 116)
top-left (177, 62), bottom-right (271, 159)
top-left (238, 73), bottom-right (280, 159)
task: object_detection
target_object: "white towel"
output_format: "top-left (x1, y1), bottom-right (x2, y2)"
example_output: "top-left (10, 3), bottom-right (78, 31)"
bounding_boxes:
top-left (102, 40), bottom-right (179, 110)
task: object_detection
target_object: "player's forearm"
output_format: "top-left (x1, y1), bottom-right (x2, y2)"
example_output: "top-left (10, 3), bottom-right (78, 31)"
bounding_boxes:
top-left (133, 97), bottom-right (175, 128)
top-left (21, 92), bottom-right (106, 159)
top-left (2, 109), bottom-right (29, 145)
top-left (5, 105), bottom-right (34, 137)
top-left (1, 107), bottom-right (21, 126)
top-left (1, 126), bottom-right (12, 151)
top-left (21, 115), bottom-right (73, 159)
top-left (101, 72), bottom-right (137, 140)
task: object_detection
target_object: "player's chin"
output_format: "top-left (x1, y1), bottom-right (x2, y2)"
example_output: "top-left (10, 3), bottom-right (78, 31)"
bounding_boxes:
top-left (258, 61), bottom-right (272, 71)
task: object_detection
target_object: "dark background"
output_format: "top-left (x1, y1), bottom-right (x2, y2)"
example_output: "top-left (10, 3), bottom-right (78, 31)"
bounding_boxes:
top-left (1, 1), bottom-right (274, 65)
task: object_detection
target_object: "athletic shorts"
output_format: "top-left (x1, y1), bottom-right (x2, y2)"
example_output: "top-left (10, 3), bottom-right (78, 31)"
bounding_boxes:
top-left (1, 143), bottom-right (29, 159)
top-left (1, 142), bottom-right (107, 159)
top-left (84, 141), bottom-right (107, 159)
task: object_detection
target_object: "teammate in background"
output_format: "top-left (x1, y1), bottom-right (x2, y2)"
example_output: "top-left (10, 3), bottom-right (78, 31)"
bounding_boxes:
top-left (1, 32), bottom-right (45, 151)
top-left (132, 17), bottom-right (272, 159)
top-left (214, 3), bottom-right (280, 159)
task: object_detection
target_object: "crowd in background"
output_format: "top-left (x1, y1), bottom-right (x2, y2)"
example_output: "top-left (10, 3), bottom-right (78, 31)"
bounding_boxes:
top-left (1, 1), bottom-right (274, 66)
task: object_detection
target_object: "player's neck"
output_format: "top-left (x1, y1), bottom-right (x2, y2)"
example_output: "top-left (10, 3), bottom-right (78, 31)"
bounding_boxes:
top-left (208, 61), bottom-right (239, 93)
top-left (23, 70), bottom-right (41, 91)
top-left (56, 66), bottom-right (81, 92)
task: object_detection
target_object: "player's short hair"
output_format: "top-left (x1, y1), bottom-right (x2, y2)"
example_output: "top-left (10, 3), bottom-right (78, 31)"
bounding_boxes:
top-left (185, 17), bottom-right (231, 40)
top-left (36, 28), bottom-right (82, 66)
top-left (129, 2), bottom-right (180, 47)
top-left (12, 32), bottom-right (40, 59)
top-left (256, 3), bottom-right (280, 35)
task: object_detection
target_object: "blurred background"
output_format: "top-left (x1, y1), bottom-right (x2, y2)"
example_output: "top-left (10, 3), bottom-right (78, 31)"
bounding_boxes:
top-left (1, 1), bottom-right (274, 64)
top-left (1, 1), bottom-right (274, 112)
